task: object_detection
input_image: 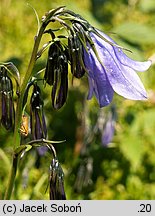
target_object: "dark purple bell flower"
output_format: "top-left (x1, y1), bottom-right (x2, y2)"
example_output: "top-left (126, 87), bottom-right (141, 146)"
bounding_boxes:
top-left (44, 41), bottom-right (63, 86)
top-left (51, 53), bottom-right (68, 110)
top-left (84, 29), bottom-right (151, 107)
top-left (49, 158), bottom-right (66, 200)
top-left (44, 41), bottom-right (68, 110)
top-left (30, 84), bottom-right (47, 140)
top-left (0, 67), bottom-right (15, 130)
top-left (68, 33), bottom-right (85, 79)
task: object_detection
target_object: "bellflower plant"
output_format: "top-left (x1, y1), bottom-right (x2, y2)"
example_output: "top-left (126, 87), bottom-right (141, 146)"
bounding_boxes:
top-left (0, 6), bottom-right (151, 200)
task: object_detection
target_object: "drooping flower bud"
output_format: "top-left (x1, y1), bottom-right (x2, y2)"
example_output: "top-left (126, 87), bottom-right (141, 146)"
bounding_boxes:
top-left (51, 51), bottom-right (68, 110)
top-left (49, 158), bottom-right (66, 200)
top-left (44, 41), bottom-right (68, 109)
top-left (68, 33), bottom-right (85, 79)
top-left (44, 41), bottom-right (62, 86)
top-left (0, 67), bottom-right (15, 130)
top-left (30, 83), bottom-right (47, 140)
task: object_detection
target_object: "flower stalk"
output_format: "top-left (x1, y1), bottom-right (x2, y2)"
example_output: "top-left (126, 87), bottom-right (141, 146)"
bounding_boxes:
top-left (4, 8), bottom-right (62, 199)
top-left (4, 152), bottom-right (19, 199)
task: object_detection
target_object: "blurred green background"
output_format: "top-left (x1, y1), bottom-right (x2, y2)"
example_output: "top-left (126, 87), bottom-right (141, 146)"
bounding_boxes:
top-left (0, 0), bottom-right (155, 199)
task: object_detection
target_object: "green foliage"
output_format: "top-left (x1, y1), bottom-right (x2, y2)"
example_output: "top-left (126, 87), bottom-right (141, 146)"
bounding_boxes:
top-left (139, 0), bottom-right (155, 12)
top-left (114, 22), bottom-right (155, 45)
top-left (0, 0), bottom-right (155, 199)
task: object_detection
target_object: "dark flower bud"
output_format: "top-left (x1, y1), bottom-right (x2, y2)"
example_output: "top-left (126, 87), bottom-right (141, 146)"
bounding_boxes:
top-left (68, 33), bottom-right (85, 79)
top-left (49, 158), bottom-right (66, 200)
top-left (51, 53), bottom-right (68, 110)
top-left (2, 62), bottom-right (20, 94)
top-left (30, 84), bottom-right (47, 140)
top-left (44, 41), bottom-right (63, 86)
top-left (44, 41), bottom-right (68, 109)
top-left (0, 67), bottom-right (15, 130)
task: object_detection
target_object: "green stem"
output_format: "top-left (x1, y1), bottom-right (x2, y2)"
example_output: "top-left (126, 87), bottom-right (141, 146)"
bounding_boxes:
top-left (13, 26), bottom-right (45, 150)
top-left (5, 22), bottom-right (46, 200)
top-left (4, 7), bottom-right (63, 199)
top-left (4, 153), bottom-right (19, 199)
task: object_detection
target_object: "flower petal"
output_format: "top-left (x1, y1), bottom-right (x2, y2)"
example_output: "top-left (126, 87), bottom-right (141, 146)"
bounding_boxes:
top-left (93, 30), bottom-right (152, 72)
top-left (114, 49), bottom-right (152, 72)
top-left (108, 64), bottom-right (147, 100)
top-left (87, 76), bottom-right (94, 100)
top-left (84, 49), bottom-right (114, 107)
top-left (91, 33), bottom-right (147, 100)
